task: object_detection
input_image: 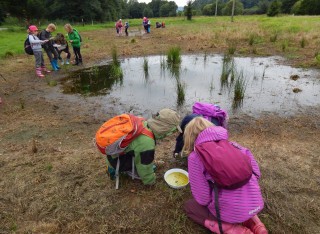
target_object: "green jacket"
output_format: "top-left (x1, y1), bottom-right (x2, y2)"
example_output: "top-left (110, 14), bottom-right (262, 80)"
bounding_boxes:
top-left (68, 29), bottom-right (81, 48)
top-left (106, 123), bottom-right (156, 185)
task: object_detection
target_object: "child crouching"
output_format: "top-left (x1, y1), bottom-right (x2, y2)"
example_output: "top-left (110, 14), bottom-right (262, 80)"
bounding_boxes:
top-left (53, 33), bottom-right (71, 65)
top-left (27, 25), bottom-right (50, 78)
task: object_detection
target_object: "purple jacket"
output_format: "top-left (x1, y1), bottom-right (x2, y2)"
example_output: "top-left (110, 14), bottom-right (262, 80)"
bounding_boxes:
top-left (188, 126), bottom-right (264, 223)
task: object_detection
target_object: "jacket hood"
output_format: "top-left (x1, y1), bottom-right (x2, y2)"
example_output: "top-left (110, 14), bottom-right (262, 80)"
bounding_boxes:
top-left (195, 126), bottom-right (228, 146)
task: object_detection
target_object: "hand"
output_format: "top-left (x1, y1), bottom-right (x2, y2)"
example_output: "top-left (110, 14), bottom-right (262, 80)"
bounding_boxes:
top-left (69, 40), bottom-right (73, 43)
top-left (44, 40), bottom-right (49, 43)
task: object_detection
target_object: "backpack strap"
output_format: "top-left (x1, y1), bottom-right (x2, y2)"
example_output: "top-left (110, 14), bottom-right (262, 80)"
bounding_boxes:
top-left (213, 183), bottom-right (224, 234)
top-left (115, 157), bottom-right (120, 190)
top-left (141, 127), bottom-right (155, 140)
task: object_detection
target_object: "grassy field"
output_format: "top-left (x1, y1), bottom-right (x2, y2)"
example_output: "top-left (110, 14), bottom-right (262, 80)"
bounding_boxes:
top-left (1, 15), bottom-right (320, 66)
top-left (0, 15), bottom-right (320, 234)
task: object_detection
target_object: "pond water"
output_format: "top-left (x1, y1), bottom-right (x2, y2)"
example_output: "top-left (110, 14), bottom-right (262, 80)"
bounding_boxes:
top-left (61, 54), bottom-right (320, 117)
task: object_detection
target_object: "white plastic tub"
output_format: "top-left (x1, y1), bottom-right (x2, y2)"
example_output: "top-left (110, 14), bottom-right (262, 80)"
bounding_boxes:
top-left (164, 168), bottom-right (189, 189)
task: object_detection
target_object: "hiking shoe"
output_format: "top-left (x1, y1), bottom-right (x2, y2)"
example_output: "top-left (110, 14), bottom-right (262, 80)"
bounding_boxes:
top-left (243, 215), bottom-right (268, 234)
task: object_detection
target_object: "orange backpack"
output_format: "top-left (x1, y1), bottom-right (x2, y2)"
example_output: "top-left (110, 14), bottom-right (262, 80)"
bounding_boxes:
top-left (95, 114), bottom-right (154, 155)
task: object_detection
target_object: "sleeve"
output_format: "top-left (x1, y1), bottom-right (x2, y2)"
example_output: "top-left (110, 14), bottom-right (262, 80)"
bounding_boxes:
top-left (132, 136), bottom-right (156, 185)
top-left (72, 31), bottom-right (80, 44)
top-left (28, 35), bottom-right (43, 44)
top-left (245, 148), bottom-right (261, 179)
top-left (188, 152), bottom-right (212, 206)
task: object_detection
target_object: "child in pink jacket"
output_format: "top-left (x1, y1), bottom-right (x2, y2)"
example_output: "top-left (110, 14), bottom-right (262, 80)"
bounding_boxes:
top-left (183, 117), bottom-right (268, 234)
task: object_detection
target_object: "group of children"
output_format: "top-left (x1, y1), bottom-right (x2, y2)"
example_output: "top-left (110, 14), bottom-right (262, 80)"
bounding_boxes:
top-left (27, 23), bottom-right (82, 78)
top-left (95, 103), bottom-right (268, 234)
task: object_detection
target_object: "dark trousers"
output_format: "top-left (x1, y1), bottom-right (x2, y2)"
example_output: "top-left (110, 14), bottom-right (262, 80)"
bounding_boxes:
top-left (44, 46), bottom-right (58, 62)
top-left (73, 47), bottom-right (82, 63)
top-left (184, 199), bottom-right (215, 226)
top-left (125, 27), bottom-right (128, 36)
top-left (56, 45), bottom-right (71, 60)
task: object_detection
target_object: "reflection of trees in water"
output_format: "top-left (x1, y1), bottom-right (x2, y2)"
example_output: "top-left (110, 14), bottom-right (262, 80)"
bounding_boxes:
top-left (62, 65), bottom-right (123, 96)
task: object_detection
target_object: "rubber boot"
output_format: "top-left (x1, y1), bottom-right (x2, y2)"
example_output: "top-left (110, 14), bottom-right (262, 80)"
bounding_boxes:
top-left (53, 59), bottom-right (60, 69)
top-left (59, 59), bottom-right (64, 65)
top-left (73, 58), bottom-right (79, 66)
top-left (78, 58), bottom-right (83, 65)
top-left (41, 66), bottom-right (51, 73)
top-left (243, 216), bottom-right (268, 234)
top-left (36, 68), bottom-right (45, 78)
top-left (204, 219), bottom-right (253, 234)
top-left (65, 59), bottom-right (70, 65)
top-left (50, 61), bottom-right (58, 71)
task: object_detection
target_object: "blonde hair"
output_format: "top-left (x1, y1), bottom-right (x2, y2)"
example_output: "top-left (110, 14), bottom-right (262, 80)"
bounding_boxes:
top-left (182, 117), bottom-right (214, 155)
top-left (64, 23), bottom-right (73, 32)
top-left (47, 23), bottom-right (56, 31)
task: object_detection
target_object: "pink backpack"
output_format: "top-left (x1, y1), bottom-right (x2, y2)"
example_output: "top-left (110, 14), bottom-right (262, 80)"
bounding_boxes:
top-left (195, 140), bottom-right (252, 189)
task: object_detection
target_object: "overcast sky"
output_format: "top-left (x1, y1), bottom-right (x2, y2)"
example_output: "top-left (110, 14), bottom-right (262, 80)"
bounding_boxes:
top-left (137, 0), bottom-right (188, 7)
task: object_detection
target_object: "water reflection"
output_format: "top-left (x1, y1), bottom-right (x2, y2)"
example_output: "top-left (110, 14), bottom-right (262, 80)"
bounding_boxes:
top-left (61, 54), bottom-right (320, 116)
top-left (61, 65), bottom-right (123, 95)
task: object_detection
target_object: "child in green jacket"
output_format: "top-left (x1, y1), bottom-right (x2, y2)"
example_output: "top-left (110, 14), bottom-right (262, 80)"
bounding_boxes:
top-left (64, 23), bottom-right (82, 65)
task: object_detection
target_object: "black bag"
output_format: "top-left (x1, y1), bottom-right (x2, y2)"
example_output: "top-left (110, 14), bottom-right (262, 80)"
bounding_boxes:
top-left (24, 36), bottom-right (34, 55)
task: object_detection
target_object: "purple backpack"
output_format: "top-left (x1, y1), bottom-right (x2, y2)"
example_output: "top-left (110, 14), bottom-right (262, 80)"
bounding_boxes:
top-left (192, 102), bottom-right (228, 129)
top-left (195, 140), bottom-right (252, 189)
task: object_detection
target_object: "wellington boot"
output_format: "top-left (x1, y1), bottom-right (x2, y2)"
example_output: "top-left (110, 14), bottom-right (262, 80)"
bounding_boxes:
top-left (50, 61), bottom-right (58, 71)
top-left (243, 216), bottom-right (268, 234)
top-left (53, 59), bottom-right (60, 69)
top-left (36, 68), bottom-right (45, 78)
top-left (204, 219), bottom-right (253, 234)
top-left (41, 66), bottom-right (51, 73)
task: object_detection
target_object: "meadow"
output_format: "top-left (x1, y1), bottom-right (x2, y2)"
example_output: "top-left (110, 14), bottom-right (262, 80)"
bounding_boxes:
top-left (0, 15), bottom-right (319, 234)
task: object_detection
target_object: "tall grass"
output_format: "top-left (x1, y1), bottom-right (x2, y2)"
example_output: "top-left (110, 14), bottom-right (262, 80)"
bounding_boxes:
top-left (111, 46), bottom-right (120, 66)
top-left (176, 80), bottom-right (185, 106)
top-left (232, 71), bottom-right (247, 109)
top-left (167, 47), bottom-right (181, 66)
top-left (110, 46), bottom-right (123, 79)
top-left (300, 37), bottom-right (306, 48)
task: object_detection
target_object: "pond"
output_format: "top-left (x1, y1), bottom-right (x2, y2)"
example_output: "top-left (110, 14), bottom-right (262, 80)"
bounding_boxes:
top-left (60, 54), bottom-right (320, 117)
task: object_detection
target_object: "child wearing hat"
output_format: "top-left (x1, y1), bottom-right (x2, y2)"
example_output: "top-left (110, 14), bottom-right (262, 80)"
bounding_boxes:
top-left (27, 25), bottom-right (50, 78)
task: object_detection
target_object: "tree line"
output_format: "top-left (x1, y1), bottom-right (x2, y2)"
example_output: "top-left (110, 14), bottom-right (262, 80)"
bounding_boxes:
top-left (0, 0), bottom-right (178, 25)
top-left (195, 0), bottom-right (320, 16)
top-left (0, 0), bottom-right (319, 25)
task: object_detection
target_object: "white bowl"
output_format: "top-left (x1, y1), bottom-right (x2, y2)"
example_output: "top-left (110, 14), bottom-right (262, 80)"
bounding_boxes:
top-left (164, 168), bottom-right (189, 189)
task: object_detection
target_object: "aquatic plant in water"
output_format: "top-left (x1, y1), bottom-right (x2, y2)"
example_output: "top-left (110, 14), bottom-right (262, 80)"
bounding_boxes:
top-left (220, 54), bottom-right (235, 88)
top-left (176, 80), bottom-right (185, 106)
top-left (143, 57), bottom-right (149, 77)
top-left (112, 46), bottom-right (120, 66)
top-left (167, 47), bottom-right (181, 66)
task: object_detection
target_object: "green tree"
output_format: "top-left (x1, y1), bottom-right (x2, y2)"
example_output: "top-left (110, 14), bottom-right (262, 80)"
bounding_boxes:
top-left (291, 0), bottom-right (301, 14)
top-left (299, 0), bottom-right (320, 15)
top-left (185, 0), bottom-right (192, 20)
top-left (267, 0), bottom-right (281, 16)
top-left (281, 0), bottom-right (298, 14)
top-left (202, 3), bottom-right (214, 15)
top-left (222, 0), bottom-right (244, 15)
top-left (143, 7), bottom-right (154, 18)
top-left (257, 0), bottom-right (271, 14)
top-left (160, 1), bottom-right (177, 17)
top-left (148, 0), bottom-right (162, 17)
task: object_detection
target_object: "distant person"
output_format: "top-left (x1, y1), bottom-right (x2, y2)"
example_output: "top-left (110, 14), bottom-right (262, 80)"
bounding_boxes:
top-left (156, 22), bottom-right (161, 28)
top-left (64, 24), bottom-right (82, 66)
top-left (53, 33), bottom-right (71, 65)
top-left (142, 17), bottom-right (148, 33)
top-left (124, 21), bottom-right (129, 36)
top-left (183, 117), bottom-right (268, 234)
top-left (147, 19), bottom-right (151, 33)
top-left (115, 19), bottom-right (123, 36)
top-left (39, 23), bottom-right (60, 71)
top-left (161, 22), bottom-right (165, 28)
top-left (27, 25), bottom-right (50, 78)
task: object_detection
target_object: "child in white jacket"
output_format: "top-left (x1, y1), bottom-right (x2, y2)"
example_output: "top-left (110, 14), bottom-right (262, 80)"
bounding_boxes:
top-left (27, 25), bottom-right (50, 78)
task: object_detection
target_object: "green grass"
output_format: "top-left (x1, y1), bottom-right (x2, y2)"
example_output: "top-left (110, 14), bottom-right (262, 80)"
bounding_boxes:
top-left (1, 15), bottom-right (320, 61)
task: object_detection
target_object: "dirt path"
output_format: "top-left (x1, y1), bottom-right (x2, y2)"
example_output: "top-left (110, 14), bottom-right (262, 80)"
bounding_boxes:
top-left (0, 27), bottom-right (320, 233)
